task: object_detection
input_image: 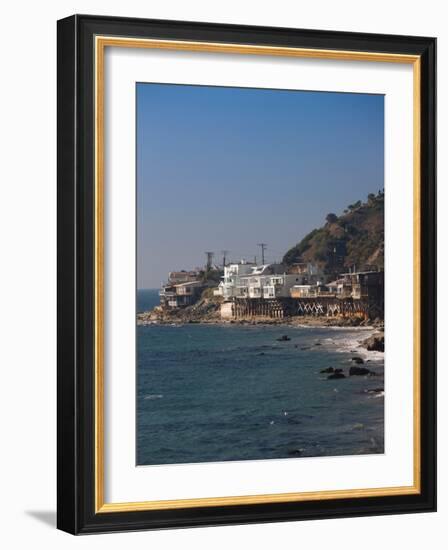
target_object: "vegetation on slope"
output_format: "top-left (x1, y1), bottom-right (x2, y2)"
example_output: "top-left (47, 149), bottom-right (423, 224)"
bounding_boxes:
top-left (283, 191), bottom-right (384, 276)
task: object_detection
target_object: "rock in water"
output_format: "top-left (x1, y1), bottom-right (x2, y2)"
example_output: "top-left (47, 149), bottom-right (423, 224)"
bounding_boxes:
top-left (320, 367), bottom-right (334, 374)
top-left (366, 335), bottom-right (385, 352)
top-left (288, 448), bottom-right (304, 456)
top-left (349, 366), bottom-right (371, 376)
top-left (277, 335), bottom-right (291, 342)
top-left (328, 372), bottom-right (346, 379)
top-left (351, 356), bottom-right (364, 364)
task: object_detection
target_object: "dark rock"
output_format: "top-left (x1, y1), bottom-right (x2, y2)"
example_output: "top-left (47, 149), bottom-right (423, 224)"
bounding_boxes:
top-left (349, 366), bottom-right (371, 376)
top-left (288, 448), bottom-right (305, 456)
top-left (277, 335), bottom-right (291, 341)
top-left (351, 356), bottom-right (364, 364)
top-left (328, 372), bottom-right (346, 379)
top-left (314, 342), bottom-right (322, 346)
top-left (367, 336), bottom-right (384, 352)
top-left (366, 387), bottom-right (384, 394)
top-left (320, 367), bottom-right (334, 374)
top-left (363, 333), bottom-right (385, 352)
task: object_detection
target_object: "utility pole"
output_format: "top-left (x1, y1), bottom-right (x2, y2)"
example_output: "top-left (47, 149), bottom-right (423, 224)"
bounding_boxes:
top-left (221, 250), bottom-right (229, 268)
top-left (257, 243), bottom-right (267, 265)
top-left (205, 251), bottom-right (214, 271)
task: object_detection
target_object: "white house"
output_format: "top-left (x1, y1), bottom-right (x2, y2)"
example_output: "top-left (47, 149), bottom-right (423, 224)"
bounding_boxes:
top-left (213, 261), bottom-right (255, 299)
top-left (215, 262), bottom-right (324, 301)
top-left (262, 274), bottom-right (303, 299)
top-left (238, 264), bottom-right (280, 299)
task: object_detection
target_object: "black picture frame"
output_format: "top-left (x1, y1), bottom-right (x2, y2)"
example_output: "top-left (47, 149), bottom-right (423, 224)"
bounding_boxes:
top-left (57, 14), bottom-right (436, 534)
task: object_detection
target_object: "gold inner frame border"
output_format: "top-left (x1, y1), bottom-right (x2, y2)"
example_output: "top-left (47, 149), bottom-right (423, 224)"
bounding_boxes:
top-left (94, 35), bottom-right (421, 514)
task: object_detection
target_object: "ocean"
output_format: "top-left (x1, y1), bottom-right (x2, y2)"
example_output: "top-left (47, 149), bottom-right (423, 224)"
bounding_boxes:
top-left (137, 289), bottom-right (384, 466)
top-left (137, 288), bottom-right (161, 313)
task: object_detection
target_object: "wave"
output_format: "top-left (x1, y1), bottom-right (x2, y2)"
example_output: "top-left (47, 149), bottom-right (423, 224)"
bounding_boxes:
top-left (367, 391), bottom-right (385, 399)
top-left (330, 330), bottom-right (384, 362)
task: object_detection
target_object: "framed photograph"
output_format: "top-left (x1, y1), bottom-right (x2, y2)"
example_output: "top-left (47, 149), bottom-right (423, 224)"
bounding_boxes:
top-left (57, 15), bottom-right (436, 534)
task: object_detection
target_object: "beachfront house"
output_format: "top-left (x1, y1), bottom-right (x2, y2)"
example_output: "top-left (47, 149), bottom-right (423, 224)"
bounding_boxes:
top-left (216, 262), bottom-right (323, 301)
top-left (262, 275), bottom-right (304, 299)
top-left (168, 270), bottom-right (200, 284)
top-left (289, 270), bottom-right (384, 303)
top-left (159, 280), bottom-right (204, 308)
top-left (340, 270), bottom-right (384, 303)
top-left (290, 283), bottom-right (334, 298)
top-left (237, 265), bottom-right (281, 298)
top-left (213, 261), bottom-right (255, 299)
top-left (288, 262), bottom-right (321, 277)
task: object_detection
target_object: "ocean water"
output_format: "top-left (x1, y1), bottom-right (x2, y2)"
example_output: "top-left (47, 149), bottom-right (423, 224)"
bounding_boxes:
top-left (137, 293), bottom-right (384, 466)
top-left (137, 288), bottom-right (160, 313)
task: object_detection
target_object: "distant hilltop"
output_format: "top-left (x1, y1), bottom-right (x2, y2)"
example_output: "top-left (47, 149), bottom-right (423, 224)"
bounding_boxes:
top-left (282, 191), bottom-right (384, 276)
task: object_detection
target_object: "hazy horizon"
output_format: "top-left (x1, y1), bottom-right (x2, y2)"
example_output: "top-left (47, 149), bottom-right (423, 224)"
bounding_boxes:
top-left (137, 83), bottom-right (384, 289)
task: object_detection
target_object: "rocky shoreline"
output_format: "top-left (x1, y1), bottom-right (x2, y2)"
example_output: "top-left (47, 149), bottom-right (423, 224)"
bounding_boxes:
top-left (137, 301), bottom-right (384, 354)
top-left (361, 332), bottom-right (385, 352)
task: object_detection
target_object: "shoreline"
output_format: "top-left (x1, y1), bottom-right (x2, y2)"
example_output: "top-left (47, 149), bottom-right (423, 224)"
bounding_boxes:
top-left (137, 311), bottom-right (382, 330)
top-left (137, 308), bottom-right (385, 354)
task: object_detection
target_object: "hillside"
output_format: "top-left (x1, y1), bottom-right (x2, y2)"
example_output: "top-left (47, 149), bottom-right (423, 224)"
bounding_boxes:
top-left (283, 191), bottom-right (384, 276)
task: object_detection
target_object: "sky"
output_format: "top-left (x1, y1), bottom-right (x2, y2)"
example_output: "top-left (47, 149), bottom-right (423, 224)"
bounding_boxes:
top-left (137, 83), bottom-right (384, 289)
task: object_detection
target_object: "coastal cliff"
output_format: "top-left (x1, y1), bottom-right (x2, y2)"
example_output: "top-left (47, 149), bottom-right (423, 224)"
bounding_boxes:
top-left (283, 191), bottom-right (384, 275)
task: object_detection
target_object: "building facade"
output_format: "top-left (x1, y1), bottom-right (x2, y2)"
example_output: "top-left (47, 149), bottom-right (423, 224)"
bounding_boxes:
top-left (168, 270), bottom-right (200, 285)
top-left (289, 270), bottom-right (384, 304)
top-left (213, 262), bottom-right (255, 299)
top-left (159, 280), bottom-right (204, 308)
top-left (215, 262), bottom-right (323, 301)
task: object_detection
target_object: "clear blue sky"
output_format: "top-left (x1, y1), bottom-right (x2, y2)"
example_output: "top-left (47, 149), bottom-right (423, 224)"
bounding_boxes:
top-left (137, 83), bottom-right (384, 289)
